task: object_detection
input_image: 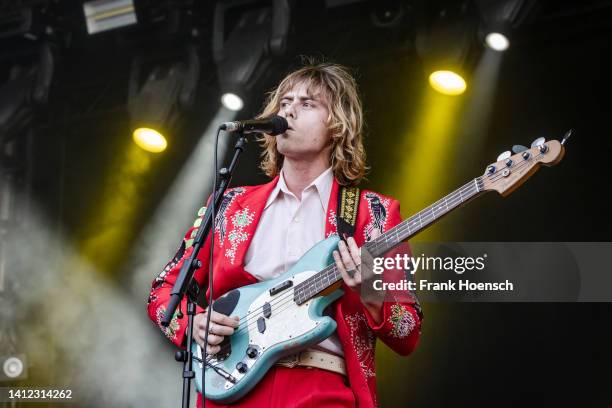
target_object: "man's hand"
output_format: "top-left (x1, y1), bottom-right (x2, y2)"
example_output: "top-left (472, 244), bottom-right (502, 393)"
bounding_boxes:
top-left (333, 235), bottom-right (364, 292)
top-left (193, 309), bottom-right (240, 355)
top-left (333, 230), bottom-right (385, 324)
top-left (333, 229), bottom-right (382, 292)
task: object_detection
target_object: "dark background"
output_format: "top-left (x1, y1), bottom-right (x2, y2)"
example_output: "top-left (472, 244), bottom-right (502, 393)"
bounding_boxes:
top-left (1, 0), bottom-right (611, 407)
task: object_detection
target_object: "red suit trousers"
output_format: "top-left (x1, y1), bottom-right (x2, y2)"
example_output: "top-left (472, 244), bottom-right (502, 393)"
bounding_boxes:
top-left (197, 366), bottom-right (356, 408)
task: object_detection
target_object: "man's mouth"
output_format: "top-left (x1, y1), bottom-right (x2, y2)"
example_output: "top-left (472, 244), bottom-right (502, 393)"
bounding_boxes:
top-left (278, 127), bottom-right (292, 137)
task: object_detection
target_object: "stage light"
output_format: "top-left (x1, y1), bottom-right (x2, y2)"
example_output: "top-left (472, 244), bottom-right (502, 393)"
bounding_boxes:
top-left (429, 70), bottom-right (467, 96)
top-left (83, 0), bottom-right (137, 35)
top-left (221, 93), bottom-right (244, 112)
top-left (132, 128), bottom-right (167, 153)
top-left (476, 0), bottom-right (539, 52)
top-left (128, 46), bottom-right (200, 151)
top-left (0, 355), bottom-right (27, 381)
top-left (3, 357), bottom-right (23, 378)
top-left (416, 3), bottom-right (478, 98)
top-left (127, 62), bottom-right (184, 151)
top-left (485, 32), bottom-right (510, 51)
top-left (213, 1), bottom-right (291, 113)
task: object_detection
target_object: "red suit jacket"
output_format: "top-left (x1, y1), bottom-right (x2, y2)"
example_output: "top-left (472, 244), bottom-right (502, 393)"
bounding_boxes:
top-left (147, 175), bottom-right (422, 407)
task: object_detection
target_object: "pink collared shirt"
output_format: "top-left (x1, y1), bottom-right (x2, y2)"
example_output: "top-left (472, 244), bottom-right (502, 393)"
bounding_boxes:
top-left (244, 167), bottom-right (344, 356)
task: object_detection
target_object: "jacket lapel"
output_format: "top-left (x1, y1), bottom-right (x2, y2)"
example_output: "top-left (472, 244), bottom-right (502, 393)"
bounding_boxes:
top-left (325, 178), bottom-right (340, 238)
top-left (229, 176), bottom-right (280, 269)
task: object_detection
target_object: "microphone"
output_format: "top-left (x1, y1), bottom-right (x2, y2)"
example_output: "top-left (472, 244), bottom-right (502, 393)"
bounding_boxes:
top-left (221, 115), bottom-right (288, 136)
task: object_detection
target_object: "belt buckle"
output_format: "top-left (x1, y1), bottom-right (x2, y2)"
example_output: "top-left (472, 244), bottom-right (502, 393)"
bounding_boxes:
top-left (277, 353), bottom-right (300, 368)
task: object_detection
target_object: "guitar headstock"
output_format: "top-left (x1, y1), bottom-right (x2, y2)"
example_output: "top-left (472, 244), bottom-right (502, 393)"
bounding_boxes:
top-left (480, 136), bottom-right (567, 196)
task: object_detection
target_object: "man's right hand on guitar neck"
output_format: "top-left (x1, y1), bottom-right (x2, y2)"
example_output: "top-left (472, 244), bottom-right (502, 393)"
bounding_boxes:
top-left (193, 310), bottom-right (240, 355)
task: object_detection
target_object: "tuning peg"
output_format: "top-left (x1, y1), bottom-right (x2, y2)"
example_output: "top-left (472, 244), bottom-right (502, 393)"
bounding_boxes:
top-left (497, 151), bottom-right (511, 161)
top-left (561, 129), bottom-right (573, 146)
top-left (531, 137), bottom-right (546, 148)
top-left (512, 145), bottom-right (528, 154)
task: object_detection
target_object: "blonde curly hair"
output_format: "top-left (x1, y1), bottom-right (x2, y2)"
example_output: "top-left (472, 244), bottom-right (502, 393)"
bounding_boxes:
top-left (257, 60), bottom-right (368, 186)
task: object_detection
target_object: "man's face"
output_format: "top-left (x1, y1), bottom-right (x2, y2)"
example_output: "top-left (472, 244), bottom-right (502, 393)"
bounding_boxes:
top-left (275, 81), bottom-right (332, 161)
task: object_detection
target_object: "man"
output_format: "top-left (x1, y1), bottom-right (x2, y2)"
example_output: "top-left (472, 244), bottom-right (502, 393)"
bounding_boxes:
top-left (147, 61), bottom-right (422, 407)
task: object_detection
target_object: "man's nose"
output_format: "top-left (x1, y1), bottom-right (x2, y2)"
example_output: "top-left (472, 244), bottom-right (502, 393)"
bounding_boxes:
top-left (282, 102), bottom-right (297, 119)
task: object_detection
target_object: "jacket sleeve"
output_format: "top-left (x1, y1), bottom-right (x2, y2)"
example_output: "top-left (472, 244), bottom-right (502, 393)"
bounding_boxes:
top-left (360, 198), bottom-right (423, 356)
top-left (146, 204), bottom-right (211, 349)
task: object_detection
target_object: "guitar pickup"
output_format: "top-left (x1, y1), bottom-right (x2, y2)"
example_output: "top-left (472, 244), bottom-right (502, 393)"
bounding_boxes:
top-left (257, 317), bottom-right (266, 333)
top-left (269, 280), bottom-right (292, 296)
top-left (262, 302), bottom-right (271, 318)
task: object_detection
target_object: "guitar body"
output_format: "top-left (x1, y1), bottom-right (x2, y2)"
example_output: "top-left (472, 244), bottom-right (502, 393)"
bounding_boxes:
top-left (192, 235), bottom-right (343, 403)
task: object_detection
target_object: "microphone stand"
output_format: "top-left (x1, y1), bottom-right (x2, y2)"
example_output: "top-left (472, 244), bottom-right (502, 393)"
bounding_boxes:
top-left (161, 129), bottom-right (248, 408)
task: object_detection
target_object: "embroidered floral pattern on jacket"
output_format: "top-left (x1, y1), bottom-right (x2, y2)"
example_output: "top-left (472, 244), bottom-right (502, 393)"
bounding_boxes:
top-left (215, 187), bottom-right (246, 245)
top-left (363, 192), bottom-right (390, 242)
top-left (156, 305), bottom-right (180, 341)
top-left (345, 313), bottom-right (376, 379)
top-left (388, 303), bottom-right (416, 338)
top-left (185, 206), bottom-right (207, 248)
top-left (326, 209), bottom-right (338, 237)
top-left (225, 207), bottom-right (255, 264)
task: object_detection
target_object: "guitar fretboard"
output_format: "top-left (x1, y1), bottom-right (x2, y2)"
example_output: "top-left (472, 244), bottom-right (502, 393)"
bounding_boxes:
top-left (293, 177), bottom-right (485, 305)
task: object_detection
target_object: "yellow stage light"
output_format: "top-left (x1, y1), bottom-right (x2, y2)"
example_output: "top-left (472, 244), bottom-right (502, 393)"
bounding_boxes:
top-left (428, 70), bottom-right (467, 95)
top-left (132, 128), bottom-right (167, 153)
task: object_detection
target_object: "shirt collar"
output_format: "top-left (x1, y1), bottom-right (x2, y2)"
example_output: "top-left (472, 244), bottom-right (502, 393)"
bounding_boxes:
top-left (265, 167), bottom-right (333, 212)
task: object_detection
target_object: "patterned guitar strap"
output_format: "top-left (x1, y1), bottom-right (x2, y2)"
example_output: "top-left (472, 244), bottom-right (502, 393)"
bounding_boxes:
top-left (336, 185), bottom-right (360, 241)
top-left (323, 185), bottom-right (360, 316)
top-left (336, 185), bottom-right (424, 320)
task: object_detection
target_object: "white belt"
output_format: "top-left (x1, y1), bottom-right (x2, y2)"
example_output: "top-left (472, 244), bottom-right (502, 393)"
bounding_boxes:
top-left (276, 349), bottom-right (347, 376)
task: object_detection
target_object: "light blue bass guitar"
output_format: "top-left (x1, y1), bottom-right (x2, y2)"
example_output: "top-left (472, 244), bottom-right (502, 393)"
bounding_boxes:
top-left (192, 139), bottom-right (565, 402)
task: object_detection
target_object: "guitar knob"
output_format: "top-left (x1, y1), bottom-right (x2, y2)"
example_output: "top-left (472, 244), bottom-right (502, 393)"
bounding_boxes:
top-left (487, 165), bottom-right (496, 174)
top-left (512, 144), bottom-right (528, 154)
top-left (539, 144), bottom-right (548, 153)
top-left (531, 137), bottom-right (546, 148)
top-left (236, 362), bottom-right (248, 373)
top-left (505, 159), bottom-right (513, 167)
top-left (522, 151), bottom-right (530, 160)
top-left (175, 351), bottom-right (187, 362)
top-left (246, 347), bottom-right (258, 358)
top-left (497, 151), bottom-right (511, 161)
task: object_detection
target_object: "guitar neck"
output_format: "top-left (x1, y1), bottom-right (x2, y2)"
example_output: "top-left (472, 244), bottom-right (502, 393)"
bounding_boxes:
top-left (294, 177), bottom-right (485, 304)
top-left (364, 176), bottom-right (485, 257)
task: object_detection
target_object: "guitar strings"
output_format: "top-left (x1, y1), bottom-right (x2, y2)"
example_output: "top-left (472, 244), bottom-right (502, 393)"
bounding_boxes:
top-left (201, 151), bottom-right (544, 359)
